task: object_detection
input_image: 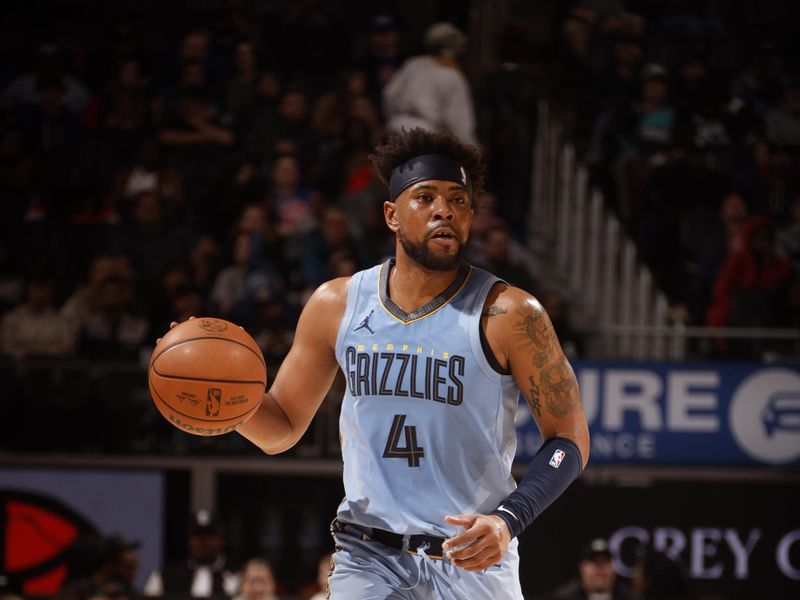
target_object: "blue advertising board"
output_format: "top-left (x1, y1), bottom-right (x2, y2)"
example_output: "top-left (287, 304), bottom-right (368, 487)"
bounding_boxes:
top-left (514, 362), bottom-right (800, 466)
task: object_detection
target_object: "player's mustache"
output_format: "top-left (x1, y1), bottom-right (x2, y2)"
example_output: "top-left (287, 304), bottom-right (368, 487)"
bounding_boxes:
top-left (425, 224), bottom-right (459, 241)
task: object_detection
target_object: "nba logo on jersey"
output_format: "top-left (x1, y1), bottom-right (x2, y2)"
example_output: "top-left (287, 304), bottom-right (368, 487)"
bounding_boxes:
top-left (549, 449), bottom-right (566, 469)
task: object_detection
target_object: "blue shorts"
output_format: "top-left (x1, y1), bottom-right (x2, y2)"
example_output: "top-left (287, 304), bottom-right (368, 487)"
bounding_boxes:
top-left (328, 521), bottom-right (525, 600)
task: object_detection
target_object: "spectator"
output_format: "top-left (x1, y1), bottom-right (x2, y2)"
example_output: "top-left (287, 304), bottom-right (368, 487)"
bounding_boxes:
top-left (266, 154), bottom-right (315, 238)
top-left (777, 195), bottom-right (800, 266)
top-left (247, 88), bottom-right (316, 165)
top-left (0, 240), bottom-right (23, 313)
top-left (232, 559), bottom-right (280, 600)
top-left (689, 193), bottom-right (749, 323)
top-left (562, 2), bottom-right (643, 68)
top-left (631, 548), bottom-right (690, 600)
top-left (358, 14), bottom-right (406, 102)
top-left (383, 22), bottom-right (477, 146)
top-left (316, 114), bottom-right (382, 201)
top-left (307, 553), bottom-right (331, 600)
top-left (544, 537), bottom-right (635, 600)
top-left (60, 254), bottom-right (149, 360)
top-left (83, 57), bottom-right (151, 134)
top-left (621, 63), bottom-right (675, 160)
top-left (14, 75), bottom-right (80, 150)
top-left (301, 206), bottom-right (367, 290)
top-left (170, 27), bottom-right (227, 101)
top-left (707, 215), bottom-right (793, 327)
top-left (144, 510), bottom-right (239, 599)
top-left (209, 230), bottom-right (283, 323)
top-left (475, 38), bottom-right (540, 235)
top-left (261, 1), bottom-right (344, 74)
top-left (541, 290), bottom-right (585, 359)
top-left (248, 291), bottom-right (294, 370)
top-left (111, 138), bottom-right (186, 210)
top-left (311, 69), bottom-right (379, 142)
top-left (158, 92), bottom-right (235, 149)
top-left (583, 29), bottom-right (644, 149)
top-left (593, 61), bottom-right (677, 223)
top-left (0, 42), bottom-right (90, 112)
top-left (147, 260), bottom-right (195, 333)
top-left (169, 284), bottom-right (206, 325)
top-left (765, 76), bottom-right (800, 148)
top-left (731, 40), bottom-right (786, 121)
top-left (225, 40), bottom-right (261, 124)
top-left (189, 233), bottom-right (224, 293)
top-left (471, 223), bottom-right (539, 295)
top-left (0, 124), bottom-right (37, 217)
top-left (0, 274), bottom-right (75, 359)
top-left (748, 142), bottom-right (797, 221)
top-left (110, 190), bottom-right (195, 299)
top-left (14, 77), bottom-right (82, 195)
top-left (58, 534), bottom-right (143, 600)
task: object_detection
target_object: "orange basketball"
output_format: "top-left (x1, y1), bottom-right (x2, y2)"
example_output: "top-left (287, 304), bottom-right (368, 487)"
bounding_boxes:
top-left (148, 317), bottom-right (266, 436)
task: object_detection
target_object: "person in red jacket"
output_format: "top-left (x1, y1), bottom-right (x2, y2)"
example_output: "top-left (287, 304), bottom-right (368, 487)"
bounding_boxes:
top-left (707, 215), bottom-right (794, 355)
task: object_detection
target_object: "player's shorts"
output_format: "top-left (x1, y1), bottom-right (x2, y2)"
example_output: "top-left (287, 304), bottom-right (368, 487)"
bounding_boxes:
top-left (328, 520), bottom-right (525, 600)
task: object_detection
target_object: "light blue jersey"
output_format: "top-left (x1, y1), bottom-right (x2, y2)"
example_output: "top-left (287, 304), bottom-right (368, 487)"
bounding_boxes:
top-left (334, 259), bottom-right (521, 537)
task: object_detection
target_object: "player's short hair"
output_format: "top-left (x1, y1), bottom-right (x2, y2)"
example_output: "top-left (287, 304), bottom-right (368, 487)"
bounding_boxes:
top-left (369, 128), bottom-right (486, 199)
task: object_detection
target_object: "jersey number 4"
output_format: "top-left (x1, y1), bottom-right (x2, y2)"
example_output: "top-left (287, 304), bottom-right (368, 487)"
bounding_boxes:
top-left (383, 414), bottom-right (424, 467)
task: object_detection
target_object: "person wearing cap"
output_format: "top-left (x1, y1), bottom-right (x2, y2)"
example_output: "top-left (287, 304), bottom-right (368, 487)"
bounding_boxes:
top-left (359, 14), bottom-right (407, 97)
top-left (382, 22), bottom-right (478, 146)
top-left (163, 127), bottom-right (589, 598)
top-left (0, 42), bottom-right (90, 112)
top-left (143, 511), bottom-right (239, 599)
top-left (544, 538), bottom-right (635, 600)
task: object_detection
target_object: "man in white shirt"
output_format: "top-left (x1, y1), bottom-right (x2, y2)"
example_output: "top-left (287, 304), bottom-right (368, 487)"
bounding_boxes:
top-left (383, 22), bottom-right (478, 147)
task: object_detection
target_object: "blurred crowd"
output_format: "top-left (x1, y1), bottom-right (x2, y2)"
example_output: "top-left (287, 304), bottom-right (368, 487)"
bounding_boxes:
top-left (0, 1), bottom-right (544, 374)
top-left (2, 513), bottom-right (689, 600)
top-left (559, 0), bottom-right (800, 356)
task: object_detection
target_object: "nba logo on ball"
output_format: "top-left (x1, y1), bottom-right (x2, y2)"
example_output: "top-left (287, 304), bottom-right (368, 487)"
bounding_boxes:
top-left (206, 388), bottom-right (222, 416)
top-left (549, 449), bottom-right (565, 468)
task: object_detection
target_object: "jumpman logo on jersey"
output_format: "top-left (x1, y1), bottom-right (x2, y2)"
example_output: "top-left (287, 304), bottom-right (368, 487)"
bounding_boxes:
top-left (354, 309), bottom-right (375, 334)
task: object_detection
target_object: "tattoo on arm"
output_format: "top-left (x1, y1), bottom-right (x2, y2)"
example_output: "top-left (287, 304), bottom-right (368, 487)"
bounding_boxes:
top-left (526, 376), bottom-right (542, 417)
top-left (540, 359), bottom-right (580, 417)
top-left (482, 305), bottom-right (508, 317)
top-left (512, 307), bottom-right (558, 368)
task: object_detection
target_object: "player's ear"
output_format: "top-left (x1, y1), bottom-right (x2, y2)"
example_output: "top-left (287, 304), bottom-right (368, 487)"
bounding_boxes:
top-left (384, 200), bottom-right (399, 232)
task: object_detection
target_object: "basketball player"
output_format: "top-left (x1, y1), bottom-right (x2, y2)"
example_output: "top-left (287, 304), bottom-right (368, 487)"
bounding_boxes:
top-left (169, 128), bottom-right (589, 599)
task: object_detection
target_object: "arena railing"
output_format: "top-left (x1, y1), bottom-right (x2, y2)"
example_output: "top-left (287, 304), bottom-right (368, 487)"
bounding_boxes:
top-left (528, 101), bottom-right (800, 361)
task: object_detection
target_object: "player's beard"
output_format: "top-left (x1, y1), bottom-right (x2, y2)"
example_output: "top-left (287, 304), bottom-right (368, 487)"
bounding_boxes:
top-left (397, 228), bottom-right (465, 271)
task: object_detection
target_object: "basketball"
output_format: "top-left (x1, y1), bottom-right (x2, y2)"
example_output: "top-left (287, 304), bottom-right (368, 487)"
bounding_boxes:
top-left (148, 317), bottom-right (266, 436)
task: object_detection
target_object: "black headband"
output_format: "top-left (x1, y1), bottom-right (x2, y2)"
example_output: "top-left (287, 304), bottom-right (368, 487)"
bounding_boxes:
top-left (388, 153), bottom-right (471, 201)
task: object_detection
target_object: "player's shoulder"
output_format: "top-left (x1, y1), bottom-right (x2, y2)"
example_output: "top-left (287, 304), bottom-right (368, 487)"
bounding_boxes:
top-left (307, 276), bottom-right (351, 311)
top-left (483, 281), bottom-right (544, 319)
top-left (297, 277), bottom-right (352, 345)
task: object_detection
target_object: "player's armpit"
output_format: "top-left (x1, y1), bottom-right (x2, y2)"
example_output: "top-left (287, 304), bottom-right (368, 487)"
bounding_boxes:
top-left (236, 278), bottom-right (349, 454)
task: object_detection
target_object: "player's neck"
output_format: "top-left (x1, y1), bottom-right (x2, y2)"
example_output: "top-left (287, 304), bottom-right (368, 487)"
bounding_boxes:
top-left (388, 254), bottom-right (461, 313)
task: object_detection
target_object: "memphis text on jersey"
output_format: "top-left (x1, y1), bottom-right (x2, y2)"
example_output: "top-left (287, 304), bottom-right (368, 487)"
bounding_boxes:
top-left (344, 344), bottom-right (465, 405)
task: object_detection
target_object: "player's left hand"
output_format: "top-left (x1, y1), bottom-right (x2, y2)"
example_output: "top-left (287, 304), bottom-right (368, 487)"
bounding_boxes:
top-left (442, 514), bottom-right (511, 572)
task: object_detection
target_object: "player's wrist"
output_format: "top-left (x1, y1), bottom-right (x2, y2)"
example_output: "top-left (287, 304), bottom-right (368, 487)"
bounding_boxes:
top-left (493, 437), bottom-right (584, 538)
top-left (487, 513), bottom-right (512, 542)
top-left (490, 506), bottom-right (519, 539)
